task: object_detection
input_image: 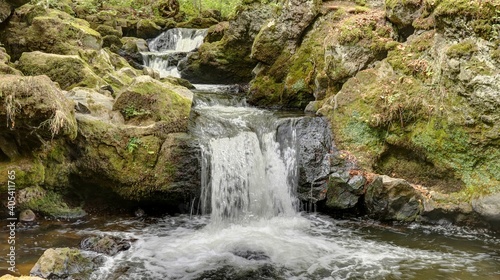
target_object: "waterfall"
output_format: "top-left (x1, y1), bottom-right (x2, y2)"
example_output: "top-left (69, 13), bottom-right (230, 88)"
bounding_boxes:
top-left (142, 28), bottom-right (207, 78)
top-left (192, 92), bottom-right (299, 225)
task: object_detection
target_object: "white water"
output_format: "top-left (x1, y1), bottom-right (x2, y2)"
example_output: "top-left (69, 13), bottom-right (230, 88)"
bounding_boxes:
top-left (141, 28), bottom-right (207, 78)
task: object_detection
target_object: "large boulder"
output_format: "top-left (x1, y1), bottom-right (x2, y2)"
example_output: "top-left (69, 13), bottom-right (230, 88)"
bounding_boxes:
top-left (17, 51), bottom-right (104, 90)
top-left (365, 175), bottom-right (424, 221)
top-left (113, 75), bottom-right (192, 129)
top-left (472, 193), bottom-right (500, 229)
top-left (30, 248), bottom-right (98, 279)
top-left (0, 5), bottom-right (102, 60)
top-left (0, 75), bottom-right (77, 145)
top-left (251, 0), bottom-right (322, 65)
top-left (277, 116), bottom-right (332, 203)
top-left (136, 19), bottom-right (161, 39)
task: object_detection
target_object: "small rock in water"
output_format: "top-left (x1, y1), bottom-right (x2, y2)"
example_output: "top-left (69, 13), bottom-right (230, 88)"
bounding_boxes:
top-left (232, 250), bottom-right (270, 261)
top-left (80, 236), bottom-right (132, 256)
top-left (19, 209), bottom-right (36, 222)
top-left (134, 208), bottom-right (146, 217)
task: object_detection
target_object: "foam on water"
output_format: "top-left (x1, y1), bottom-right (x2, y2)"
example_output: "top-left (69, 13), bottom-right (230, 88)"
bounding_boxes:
top-left (92, 214), bottom-right (496, 280)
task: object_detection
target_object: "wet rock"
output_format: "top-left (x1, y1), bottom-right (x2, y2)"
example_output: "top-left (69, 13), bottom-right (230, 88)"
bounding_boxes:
top-left (80, 236), bottom-right (131, 256)
top-left (277, 116), bottom-right (332, 202)
top-left (30, 248), bottom-right (98, 279)
top-left (19, 209), bottom-right (36, 222)
top-left (327, 173), bottom-right (366, 210)
top-left (119, 37), bottom-right (149, 69)
top-left (365, 175), bottom-right (424, 222)
top-left (232, 249), bottom-right (270, 261)
top-left (420, 191), bottom-right (475, 226)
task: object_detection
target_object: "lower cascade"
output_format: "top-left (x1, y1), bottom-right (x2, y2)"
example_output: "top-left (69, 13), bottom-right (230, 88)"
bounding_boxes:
top-left (88, 88), bottom-right (498, 280)
top-left (194, 92), bottom-right (299, 224)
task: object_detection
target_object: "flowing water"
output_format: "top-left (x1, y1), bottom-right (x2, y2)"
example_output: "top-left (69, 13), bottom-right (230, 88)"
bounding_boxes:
top-left (141, 28), bottom-right (207, 78)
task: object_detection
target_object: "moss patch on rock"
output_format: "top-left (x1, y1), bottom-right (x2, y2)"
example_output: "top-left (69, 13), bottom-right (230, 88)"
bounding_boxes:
top-left (113, 76), bottom-right (192, 129)
top-left (17, 51), bottom-right (104, 90)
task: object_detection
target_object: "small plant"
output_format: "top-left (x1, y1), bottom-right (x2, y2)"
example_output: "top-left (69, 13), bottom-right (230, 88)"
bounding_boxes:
top-left (122, 105), bottom-right (151, 119)
top-left (127, 137), bottom-right (141, 153)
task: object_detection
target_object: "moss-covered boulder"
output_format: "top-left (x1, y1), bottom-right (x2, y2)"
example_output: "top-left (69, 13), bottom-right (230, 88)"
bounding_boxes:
top-left (30, 248), bottom-right (96, 279)
top-left (0, 75), bottom-right (77, 145)
top-left (251, 0), bottom-right (322, 65)
top-left (17, 51), bottom-right (104, 90)
top-left (73, 115), bottom-right (200, 203)
top-left (136, 19), bottom-right (161, 39)
top-left (0, 5), bottom-right (102, 60)
top-left (119, 36), bottom-right (149, 69)
top-left (113, 75), bottom-right (192, 128)
top-left (249, 2), bottom-right (396, 108)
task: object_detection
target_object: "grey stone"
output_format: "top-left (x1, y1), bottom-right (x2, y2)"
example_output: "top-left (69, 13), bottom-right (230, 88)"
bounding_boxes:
top-left (472, 193), bottom-right (500, 222)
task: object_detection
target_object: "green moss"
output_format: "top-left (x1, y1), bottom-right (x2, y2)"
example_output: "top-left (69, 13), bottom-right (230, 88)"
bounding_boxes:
top-left (446, 40), bottom-right (478, 58)
top-left (23, 190), bottom-right (86, 218)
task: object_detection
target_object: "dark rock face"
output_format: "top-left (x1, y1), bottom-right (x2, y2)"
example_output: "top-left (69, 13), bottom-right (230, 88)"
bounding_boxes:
top-left (277, 116), bottom-right (332, 203)
top-left (365, 175), bottom-right (424, 222)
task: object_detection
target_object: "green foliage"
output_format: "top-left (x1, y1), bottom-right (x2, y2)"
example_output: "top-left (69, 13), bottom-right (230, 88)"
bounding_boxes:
top-left (446, 40), bottom-right (477, 58)
top-left (126, 137), bottom-right (141, 153)
top-left (178, 0), bottom-right (242, 19)
top-left (122, 105), bottom-right (151, 119)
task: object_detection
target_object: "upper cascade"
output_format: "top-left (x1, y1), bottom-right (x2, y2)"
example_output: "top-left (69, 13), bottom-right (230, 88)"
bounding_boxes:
top-left (141, 28), bottom-right (207, 78)
top-left (149, 28), bottom-right (208, 53)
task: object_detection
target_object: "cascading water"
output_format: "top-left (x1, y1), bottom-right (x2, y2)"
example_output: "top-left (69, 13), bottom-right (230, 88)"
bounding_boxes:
top-left (193, 92), bottom-right (299, 225)
top-left (89, 90), bottom-right (499, 280)
top-left (141, 28), bottom-right (207, 78)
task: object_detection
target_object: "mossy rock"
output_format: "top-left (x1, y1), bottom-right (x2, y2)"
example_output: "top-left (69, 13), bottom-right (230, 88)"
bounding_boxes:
top-left (136, 19), bottom-right (161, 39)
top-left (0, 47), bottom-right (22, 75)
top-left (95, 24), bottom-right (122, 37)
top-left (0, 6), bottom-right (102, 60)
top-left (113, 75), bottom-right (192, 129)
top-left (17, 51), bottom-right (104, 90)
top-left (0, 159), bottom-right (44, 192)
top-left (0, 75), bottom-right (77, 146)
top-left (73, 115), bottom-right (200, 202)
top-left (19, 187), bottom-right (86, 219)
top-left (30, 248), bottom-right (95, 279)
